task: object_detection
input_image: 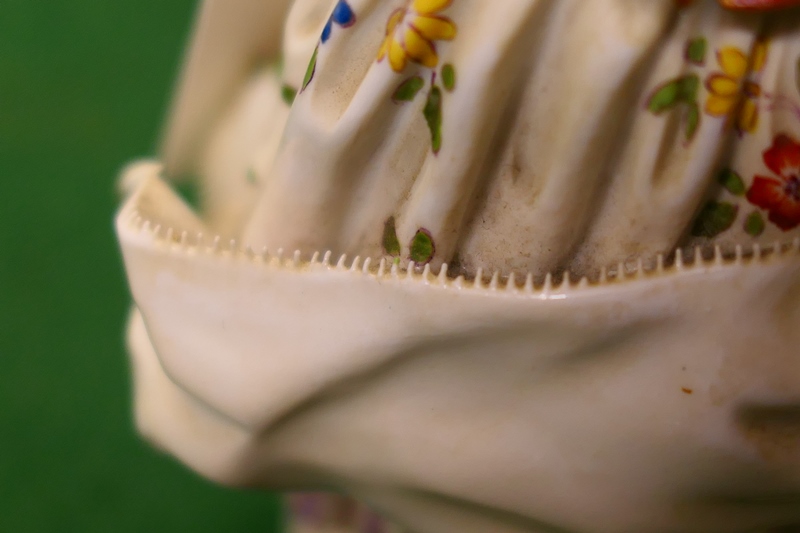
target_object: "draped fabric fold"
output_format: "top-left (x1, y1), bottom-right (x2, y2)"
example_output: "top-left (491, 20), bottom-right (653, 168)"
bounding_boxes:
top-left (178, 0), bottom-right (800, 280)
top-left (121, 1), bottom-right (800, 532)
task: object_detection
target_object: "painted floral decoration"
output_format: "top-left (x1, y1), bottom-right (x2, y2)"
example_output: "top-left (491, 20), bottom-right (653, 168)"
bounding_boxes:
top-left (691, 168), bottom-right (747, 238)
top-left (299, 1), bottom-right (357, 93)
top-left (377, 0), bottom-right (457, 73)
top-left (322, 1), bottom-right (356, 43)
top-left (647, 32), bottom-right (704, 142)
top-left (705, 41), bottom-right (768, 133)
top-left (647, 73), bottom-right (701, 141)
top-left (746, 133), bottom-right (800, 230)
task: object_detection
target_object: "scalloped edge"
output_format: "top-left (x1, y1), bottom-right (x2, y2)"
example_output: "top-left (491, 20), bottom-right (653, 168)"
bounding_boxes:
top-left (122, 208), bottom-right (800, 297)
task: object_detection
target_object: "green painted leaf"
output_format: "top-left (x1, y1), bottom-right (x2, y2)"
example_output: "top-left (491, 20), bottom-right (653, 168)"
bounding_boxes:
top-left (686, 37), bottom-right (707, 64)
top-left (677, 74), bottom-right (700, 101)
top-left (246, 168), bottom-right (258, 185)
top-left (718, 168), bottom-right (746, 196)
top-left (685, 101), bottom-right (700, 140)
top-left (649, 75), bottom-right (700, 140)
top-left (442, 64), bottom-right (456, 91)
top-left (648, 80), bottom-right (680, 113)
top-left (382, 216), bottom-right (401, 256)
top-left (424, 86), bottom-right (443, 153)
top-left (392, 76), bottom-right (424, 102)
top-left (744, 211), bottom-right (765, 237)
top-left (281, 84), bottom-right (297, 105)
top-left (409, 229), bottom-right (435, 265)
top-left (691, 201), bottom-right (738, 238)
top-left (302, 46), bottom-right (318, 92)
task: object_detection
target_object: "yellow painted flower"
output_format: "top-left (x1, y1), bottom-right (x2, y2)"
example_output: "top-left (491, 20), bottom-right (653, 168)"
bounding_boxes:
top-left (377, 0), bottom-right (457, 73)
top-left (704, 41), bottom-right (768, 133)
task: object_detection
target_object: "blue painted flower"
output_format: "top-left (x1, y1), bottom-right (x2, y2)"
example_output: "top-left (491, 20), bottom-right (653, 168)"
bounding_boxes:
top-left (321, 1), bottom-right (356, 43)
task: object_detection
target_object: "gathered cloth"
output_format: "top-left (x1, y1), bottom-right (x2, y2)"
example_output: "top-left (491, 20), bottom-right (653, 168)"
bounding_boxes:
top-left (169, 2), bottom-right (800, 531)
top-left (193, 0), bottom-right (800, 281)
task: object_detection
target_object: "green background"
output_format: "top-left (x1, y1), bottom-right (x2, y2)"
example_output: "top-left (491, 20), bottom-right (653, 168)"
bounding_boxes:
top-left (0, 2), bottom-right (283, 531)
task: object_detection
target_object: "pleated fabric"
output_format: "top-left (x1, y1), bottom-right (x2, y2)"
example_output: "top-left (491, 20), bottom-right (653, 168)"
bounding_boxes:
top-left (196, 0), bottom-right (800, 280)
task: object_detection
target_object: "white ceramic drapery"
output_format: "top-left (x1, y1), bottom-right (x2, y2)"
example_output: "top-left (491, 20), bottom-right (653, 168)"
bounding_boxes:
top-left (117, 1), bottom-right (800, 531)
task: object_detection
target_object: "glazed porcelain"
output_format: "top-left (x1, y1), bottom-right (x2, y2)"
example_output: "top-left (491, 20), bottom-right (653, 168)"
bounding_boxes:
top-left (117, 1), bottom-right (800, 532)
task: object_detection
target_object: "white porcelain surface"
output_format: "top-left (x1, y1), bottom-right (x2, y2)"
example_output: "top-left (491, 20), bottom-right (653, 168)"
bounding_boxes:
top-left (117, 1), bottom-right (800, 531)
top-left (119, 168), bottom-right (800, 533)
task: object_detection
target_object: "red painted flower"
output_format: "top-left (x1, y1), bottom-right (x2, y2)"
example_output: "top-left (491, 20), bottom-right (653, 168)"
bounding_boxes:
top-left (746, 134), bottom-right (800, 231)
